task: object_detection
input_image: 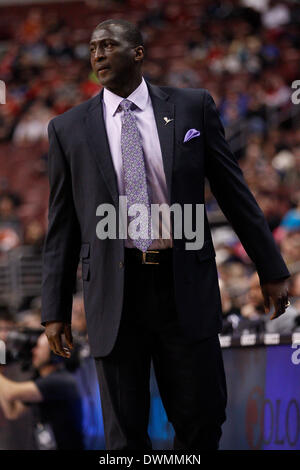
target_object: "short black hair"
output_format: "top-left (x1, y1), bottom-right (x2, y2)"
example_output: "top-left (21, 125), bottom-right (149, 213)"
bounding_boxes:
top-left (94, 19), bottom-right (144, 48)
top-left (0, 307), bottom-right (15, 323)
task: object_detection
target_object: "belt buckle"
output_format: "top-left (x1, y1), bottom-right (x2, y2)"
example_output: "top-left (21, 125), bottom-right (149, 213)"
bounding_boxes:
top-left (142, 250), bottom-right (159, 265)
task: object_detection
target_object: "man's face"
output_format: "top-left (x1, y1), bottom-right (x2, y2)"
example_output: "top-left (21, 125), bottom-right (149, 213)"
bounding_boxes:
top-left (90, 24), bottom-right (142, 91)
top-left (32, 333), bottom-right (51, 370)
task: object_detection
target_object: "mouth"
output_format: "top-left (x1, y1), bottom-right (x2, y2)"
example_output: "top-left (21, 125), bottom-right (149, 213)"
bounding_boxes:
top-left (97, 66), bottom-right (110, 74)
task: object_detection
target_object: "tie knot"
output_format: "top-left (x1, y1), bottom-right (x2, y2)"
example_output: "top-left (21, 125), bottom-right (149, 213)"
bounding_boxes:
top-left (119, 99), bottom-right (134, 112)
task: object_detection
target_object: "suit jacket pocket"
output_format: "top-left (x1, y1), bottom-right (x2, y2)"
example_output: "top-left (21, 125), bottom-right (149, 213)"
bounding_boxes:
top-left (177, 136), bottom-right (201, 152)
top-left (80, 242), bottom-right (90, 259)
top-left (82, 261), bottom-right (90, 281)
top-left (196, 239), bottom-right (216, 262)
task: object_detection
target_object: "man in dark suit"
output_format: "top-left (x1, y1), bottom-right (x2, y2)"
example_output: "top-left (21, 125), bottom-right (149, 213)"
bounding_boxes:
top-left (42, 19), bottom-right (290, 450)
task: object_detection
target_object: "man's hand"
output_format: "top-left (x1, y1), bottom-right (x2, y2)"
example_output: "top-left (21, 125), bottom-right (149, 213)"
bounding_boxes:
top-left (44, 321), bottom-right (73, 358)
top-left (261, 278), bottom-right (290, 320)
top-left (0, 374), bottom-right (31, 420)
top-left (0, 394), bottom-right (28, 421)
top-left (0, 372), bottom-right (9, 400)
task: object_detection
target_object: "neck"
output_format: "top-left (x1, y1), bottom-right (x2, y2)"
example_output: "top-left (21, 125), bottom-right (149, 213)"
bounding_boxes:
top-left (106, 74), bottom-right (143, 98)
top-left (38, 364), bottom-right (57, 377)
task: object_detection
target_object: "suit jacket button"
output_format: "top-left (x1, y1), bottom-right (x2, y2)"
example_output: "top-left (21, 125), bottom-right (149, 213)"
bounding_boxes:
top-left (119, 261), bottom-right (124, 269)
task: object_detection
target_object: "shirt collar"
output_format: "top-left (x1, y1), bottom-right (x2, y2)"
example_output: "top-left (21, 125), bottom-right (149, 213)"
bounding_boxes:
top-left (103, 77), bottom-right (149, 116)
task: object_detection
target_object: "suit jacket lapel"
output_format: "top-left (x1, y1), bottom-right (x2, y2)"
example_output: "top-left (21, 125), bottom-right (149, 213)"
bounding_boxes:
top-left (84, 90), bottom-right (119, 206)
top-left (146, 81), bottom-right (175, 203)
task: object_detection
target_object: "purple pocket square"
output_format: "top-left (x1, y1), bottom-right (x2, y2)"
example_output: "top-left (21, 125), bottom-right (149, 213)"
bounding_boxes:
top-left (183, 128), bottom-right (201, 143)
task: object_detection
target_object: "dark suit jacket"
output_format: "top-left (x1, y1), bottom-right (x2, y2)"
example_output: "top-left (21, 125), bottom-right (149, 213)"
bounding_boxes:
top-left (41, 81), bottom-right (290, 357)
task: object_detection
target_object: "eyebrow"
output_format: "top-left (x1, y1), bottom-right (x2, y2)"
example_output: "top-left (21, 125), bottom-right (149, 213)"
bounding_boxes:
top-left (89, 37), bottom-right (117, 45)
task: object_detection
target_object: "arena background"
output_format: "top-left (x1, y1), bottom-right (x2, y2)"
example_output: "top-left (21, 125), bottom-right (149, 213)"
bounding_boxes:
top-left (0, 0), bottom-right (299, 450)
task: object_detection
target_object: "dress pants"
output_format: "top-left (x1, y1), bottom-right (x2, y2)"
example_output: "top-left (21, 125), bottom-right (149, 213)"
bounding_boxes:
top-left (94, 250), bottom-right (227, 450)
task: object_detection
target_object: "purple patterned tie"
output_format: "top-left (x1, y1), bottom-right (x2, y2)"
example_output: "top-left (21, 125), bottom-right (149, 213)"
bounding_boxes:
top-left (120, 98), bottom-right (152, 252)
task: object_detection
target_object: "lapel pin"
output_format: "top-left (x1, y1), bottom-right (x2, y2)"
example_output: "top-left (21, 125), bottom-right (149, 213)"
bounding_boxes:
top-left (164, 117), bottom-right (173, 125)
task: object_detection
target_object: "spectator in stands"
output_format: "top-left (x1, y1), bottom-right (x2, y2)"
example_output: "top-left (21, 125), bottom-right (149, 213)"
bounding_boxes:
top-left (0, 195), bottom-right (21, 232)
top-left (0, 308), bottom-right (15, 343)
top-left (280, 192), bottom-right (300, 233)
top-left (23, 220), bottom-right (45, 253)
top-left (241, 272), bottom-right (267, 321)
top-left (17, 309), bottom-right (42, 330)
top-left (219, 279), bottom-right (242, 335)
top-left (0, 332), bottom-right (84, 450)
top-left (280, 230), bottom-right (300, 266)
top-left (166, 58), bottom-right (200, 88)
top-left (13, 101), bottom-right (54, 146)
top-left (0, 179), bottom-right (22, 207)
top-left (262, 0), bottom-right (290, 29)
top-left (0, 194), bottom-right (22, 252)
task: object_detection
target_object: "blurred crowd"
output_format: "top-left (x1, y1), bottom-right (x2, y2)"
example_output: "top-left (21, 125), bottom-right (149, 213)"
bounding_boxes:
top-left (0, 0), bottom-right (299, 338)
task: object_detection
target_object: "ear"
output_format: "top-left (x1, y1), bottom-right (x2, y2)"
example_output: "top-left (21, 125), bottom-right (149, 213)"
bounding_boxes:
top-left (134, 45), bottom-right (144, 63)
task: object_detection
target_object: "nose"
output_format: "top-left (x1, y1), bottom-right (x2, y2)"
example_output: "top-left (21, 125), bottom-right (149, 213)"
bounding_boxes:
top-left (94, 44), bottom-right (106, 61)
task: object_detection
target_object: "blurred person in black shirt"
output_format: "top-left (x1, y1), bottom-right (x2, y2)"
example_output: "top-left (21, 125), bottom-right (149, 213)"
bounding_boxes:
top-left (0, 333), bottom-right (84, 450)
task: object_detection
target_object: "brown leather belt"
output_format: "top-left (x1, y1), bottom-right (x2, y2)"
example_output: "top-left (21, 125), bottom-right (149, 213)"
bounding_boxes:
top-left (124, 248), bottom-right (173, 265)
